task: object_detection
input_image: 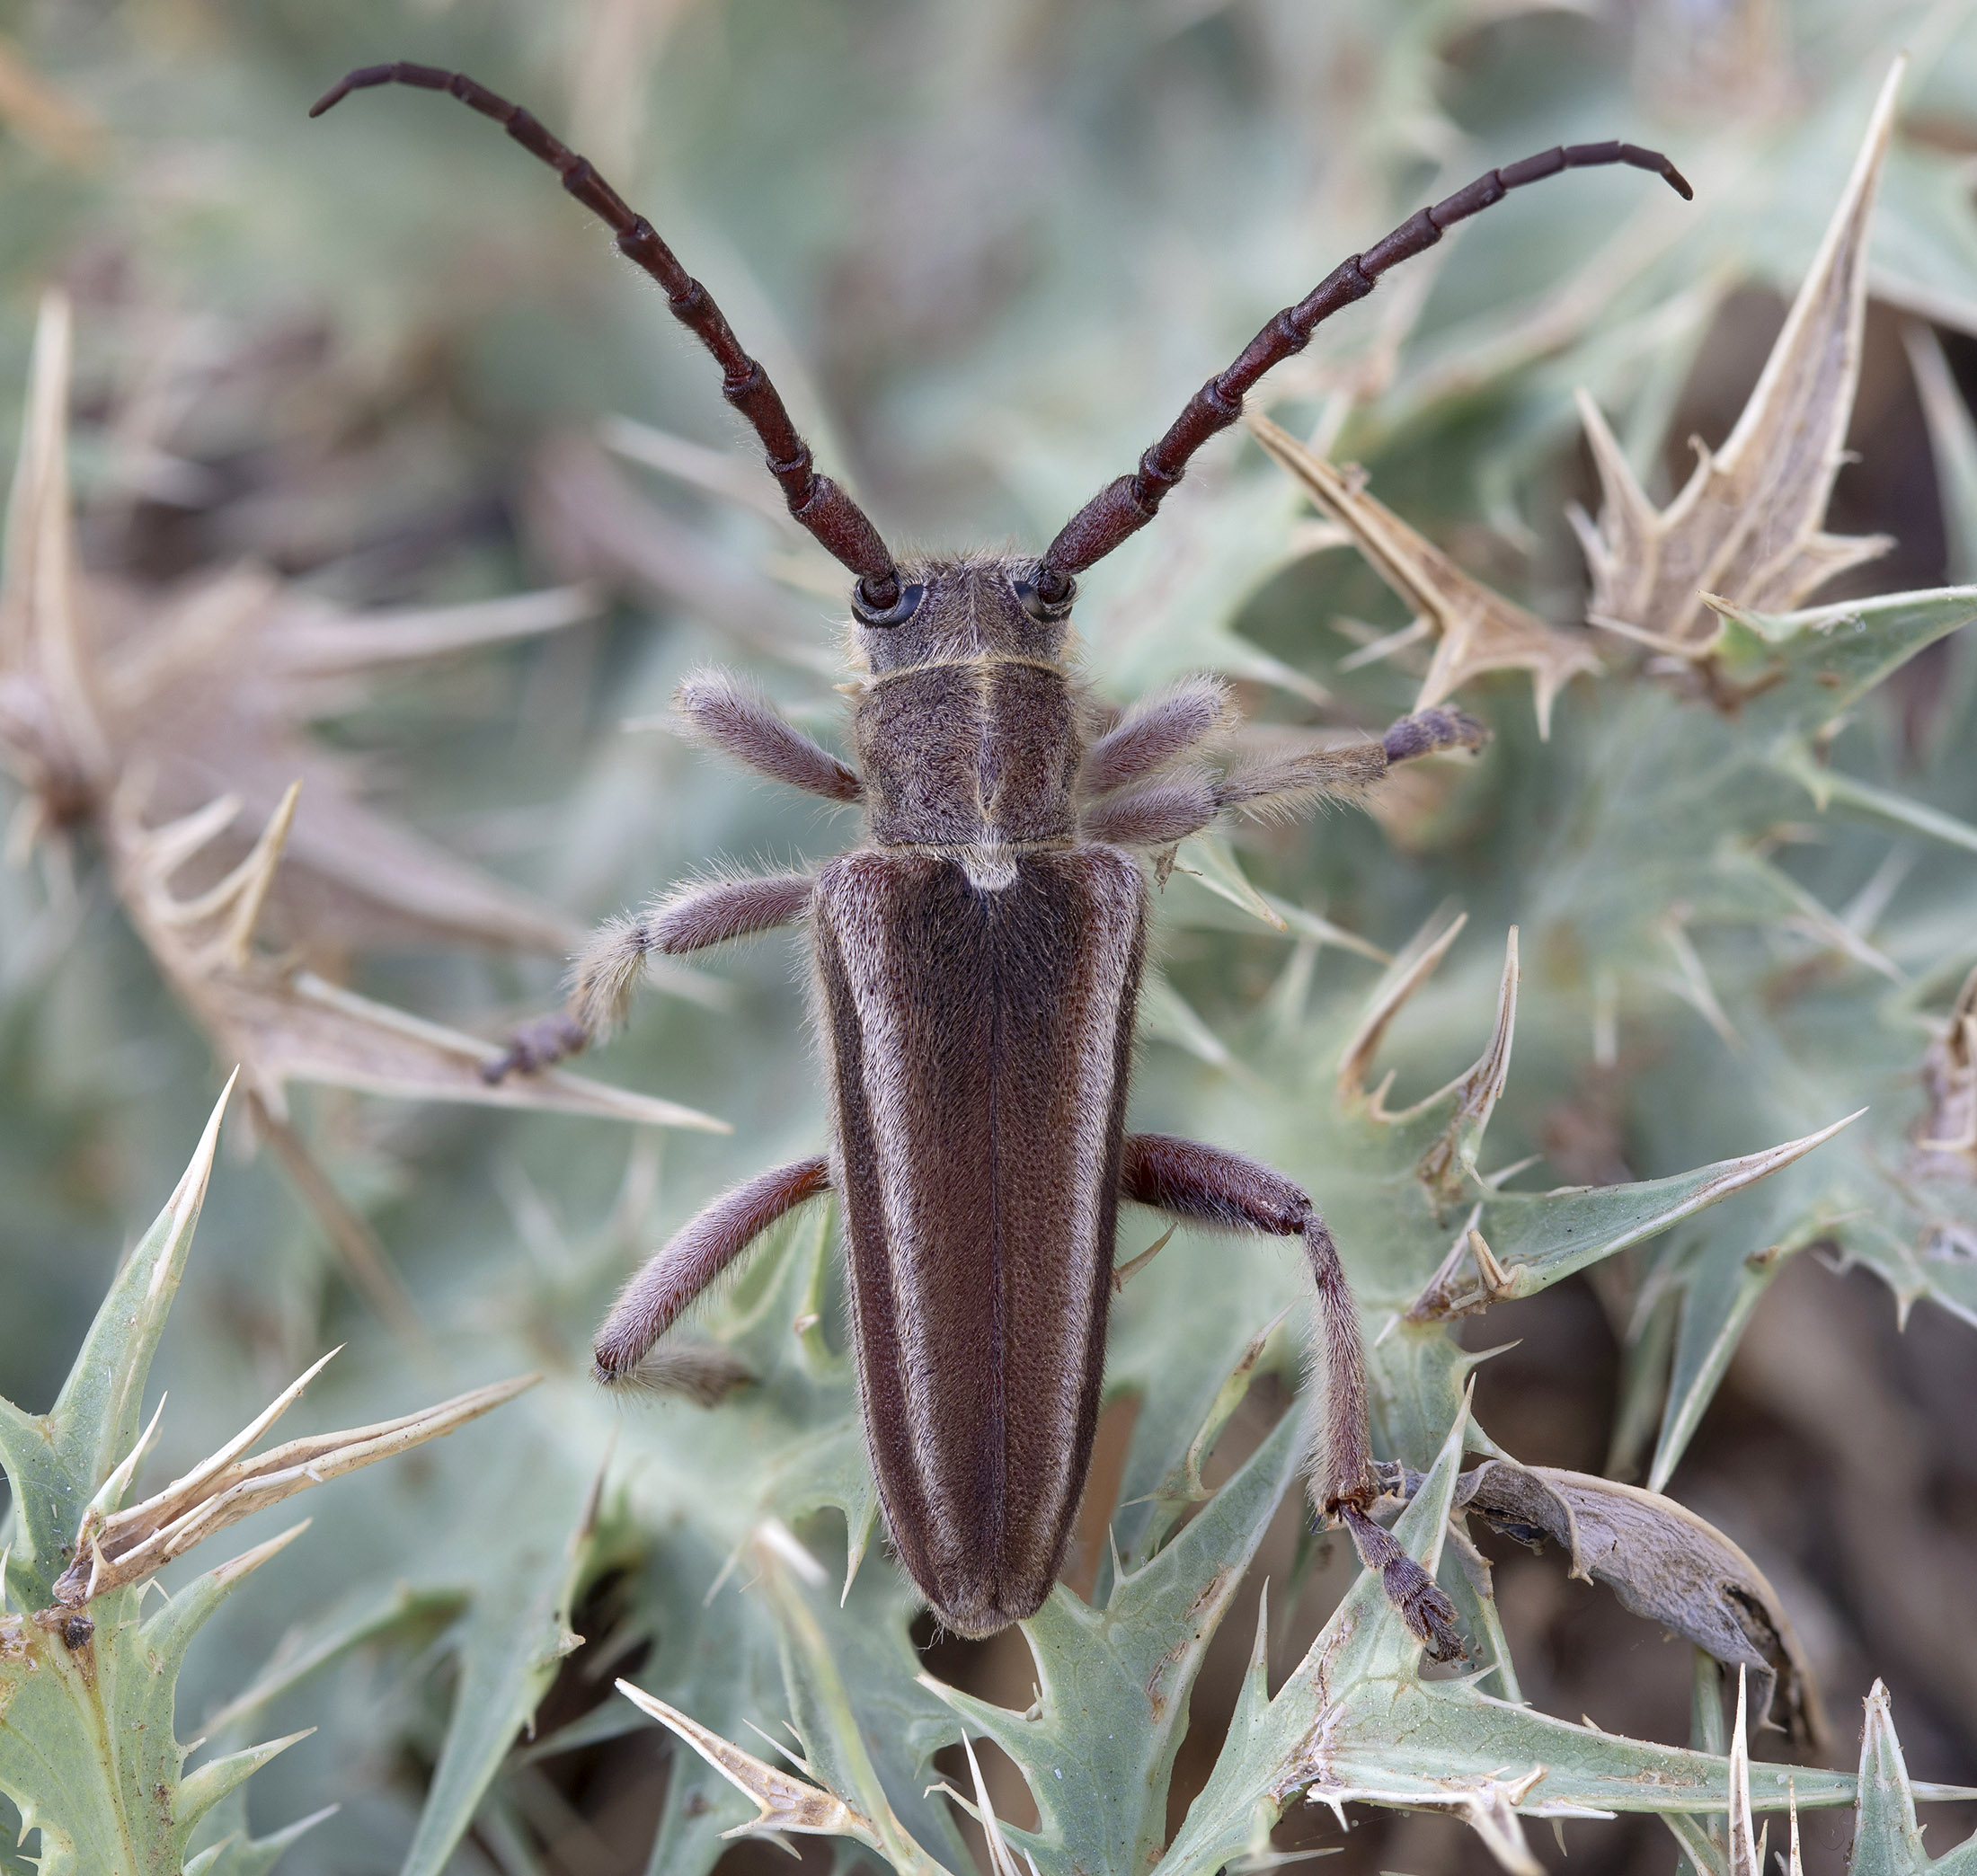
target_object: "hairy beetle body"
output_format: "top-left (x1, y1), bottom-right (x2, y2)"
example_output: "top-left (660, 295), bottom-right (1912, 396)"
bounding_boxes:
top-left (820, 562), bottom-right (1140, 1633)
top-left (816, 845), bottom-right (1141, 1634)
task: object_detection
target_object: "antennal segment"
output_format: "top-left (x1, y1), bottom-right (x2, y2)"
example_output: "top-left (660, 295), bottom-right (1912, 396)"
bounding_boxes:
top-left (1034, 140), bottom-right (1691, 603)
top-left (311, 63), bottom-right (904, 611)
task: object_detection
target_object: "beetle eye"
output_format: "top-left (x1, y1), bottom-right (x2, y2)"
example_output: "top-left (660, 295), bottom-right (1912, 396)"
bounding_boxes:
top-left (851, 581), bottom-right (924, 629)
top-left (1014, 577), bottom-right (1076, 624)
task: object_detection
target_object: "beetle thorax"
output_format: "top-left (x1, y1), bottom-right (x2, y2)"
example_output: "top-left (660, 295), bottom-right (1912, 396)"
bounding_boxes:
top-left (849, 556), bottom-right (1083, 887)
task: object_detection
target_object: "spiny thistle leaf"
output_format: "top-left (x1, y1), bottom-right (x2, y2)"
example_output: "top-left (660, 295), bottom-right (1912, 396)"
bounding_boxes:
top-left (603, 1528), bottom-right (793, 1876)
top-left (1707, 587), bottom-right (1977, 748)
top-left (2, 1078), bottom-right (232, 1601)
top-left (1847, 1683), bottom-right (1977, 1876)
top-left (1159, 1411), bottom-right (1890, 1876)
top-left (196, 1431), bottom-right (607, 1876)
top-left (1322, 923), bottom-right (1850, 1387)
top-left (0, 1081), bottom-right (535, 1874)
top-left (1247, 413), bottom-right (1600, 736)
top-left (180, 1803), bottom-right (341, 1876)
top-left (395, 1462), bottom-right (600, 1876)
top-left (1822, 965), bottom-right (1977, 1332)
top-left (749, 1522), bottom-right (959, 1876)
top-left (930, 1397), bottom-right (1304, 1876)
top-left (1574, 61), bottom-right (1902, 650)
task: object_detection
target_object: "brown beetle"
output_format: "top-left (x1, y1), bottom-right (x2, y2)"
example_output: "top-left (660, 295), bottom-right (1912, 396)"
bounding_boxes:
top-left (314, 65), bottom-right (1688, 1647)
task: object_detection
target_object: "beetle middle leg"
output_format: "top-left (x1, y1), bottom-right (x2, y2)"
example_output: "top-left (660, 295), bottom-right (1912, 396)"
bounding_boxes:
top-left (1081, 706), bottom-right (1485, 848)
top-left (1119, 1130), bottom-right (1464, 1660)
top-left (593, 1155), bottom-right (830, 1382)
top-left (482, 871), bottom-right (814, 1081)
top-left (674, 670), bottom-right (863, 802)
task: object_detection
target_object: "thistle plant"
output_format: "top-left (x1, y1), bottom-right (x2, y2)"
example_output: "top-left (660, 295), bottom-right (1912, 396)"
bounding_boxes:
top-left (4, 4), bottom-right (1977, 1875)
top-left (0, 1080), bottom-right (534, 1870)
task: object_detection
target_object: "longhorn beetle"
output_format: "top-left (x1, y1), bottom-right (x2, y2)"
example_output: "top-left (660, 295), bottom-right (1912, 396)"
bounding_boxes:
top-left (313, 64), bottom-right (1689, 1650)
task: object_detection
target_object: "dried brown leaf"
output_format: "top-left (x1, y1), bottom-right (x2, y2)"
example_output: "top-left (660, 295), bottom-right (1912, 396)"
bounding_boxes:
top-left (1572, 63), bottom-right (1902, 650)
top-left (1247, 413), bottom-right (1600, 736)
top-left (106, 783), bottom-right (726, 1136)
top-left (53, 1367), bottom-right (538, 1606)
top-left (613, 1679), bottom-right (877, 1844)
top-left (1915, 964), bottom-right (1977, 1164)
top-left (0, 296), bottom-right (726, 1310)
top-left (95, 562), bottom-right (590, 957)
top-left (0, 296), bottom-right (595, 956)
top-left (1452, 1461), bottom-right (1827, 1754)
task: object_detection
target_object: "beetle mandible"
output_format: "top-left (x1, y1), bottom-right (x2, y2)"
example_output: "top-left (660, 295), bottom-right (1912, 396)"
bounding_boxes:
top-left (313, 64), bottom-right (1689, 1650)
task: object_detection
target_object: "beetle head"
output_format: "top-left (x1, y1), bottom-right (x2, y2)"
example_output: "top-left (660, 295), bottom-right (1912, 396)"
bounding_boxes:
top-left (851, 554), bottom-right (1076, 674)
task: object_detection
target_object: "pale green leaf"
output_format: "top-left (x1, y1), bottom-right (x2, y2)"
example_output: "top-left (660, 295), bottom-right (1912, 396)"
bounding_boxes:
top-left (931, 1406), bottom-right (1302, 1876)
top-left (1707, 587), bottom-right (1977, 739)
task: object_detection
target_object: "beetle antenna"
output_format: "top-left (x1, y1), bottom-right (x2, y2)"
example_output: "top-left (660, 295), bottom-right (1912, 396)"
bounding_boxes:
top-left (311, 64), bottom-right (905, 612)
top-left (1034, 140), bottom-right (1692, 603)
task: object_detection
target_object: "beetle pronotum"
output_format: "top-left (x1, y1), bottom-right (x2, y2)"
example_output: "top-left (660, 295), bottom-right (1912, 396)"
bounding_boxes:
top-left (314, 64), bottom-right (1689, 1649)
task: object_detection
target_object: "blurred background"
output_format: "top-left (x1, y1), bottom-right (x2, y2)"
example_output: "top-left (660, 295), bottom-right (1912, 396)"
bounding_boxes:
top-left (4, 0), bottom-right (1977, 1872)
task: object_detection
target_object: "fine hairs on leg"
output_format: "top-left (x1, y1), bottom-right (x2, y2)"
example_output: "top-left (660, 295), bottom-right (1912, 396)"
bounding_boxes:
top-left (592, 1156), bottom-right (831, 1382)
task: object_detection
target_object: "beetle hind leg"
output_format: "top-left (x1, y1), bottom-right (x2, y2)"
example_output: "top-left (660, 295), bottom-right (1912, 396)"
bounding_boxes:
top-left (594, 1155), bottom-right (831, 1385)
top-left (1119, 1130), bottom-right (1465, 1662)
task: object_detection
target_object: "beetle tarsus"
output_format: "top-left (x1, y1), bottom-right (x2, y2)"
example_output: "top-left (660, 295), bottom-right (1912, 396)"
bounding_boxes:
top-left (1337, 1500), bottom-right (1467, 1662)
top-left (480, 1011), bottom-right (590, 1084)
top-left (1381, 706), bottom-right (1488, 765)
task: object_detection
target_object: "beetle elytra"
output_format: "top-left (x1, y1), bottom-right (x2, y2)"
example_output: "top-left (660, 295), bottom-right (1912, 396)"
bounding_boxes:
top-left (314, 63), bottom-right (1689, 1647)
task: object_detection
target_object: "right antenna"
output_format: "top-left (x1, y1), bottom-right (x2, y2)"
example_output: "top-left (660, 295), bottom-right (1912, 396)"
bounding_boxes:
top-left (1034, 140), bottom-right (1692, 604)
top-left (311, 64), bottom-right (907, 614)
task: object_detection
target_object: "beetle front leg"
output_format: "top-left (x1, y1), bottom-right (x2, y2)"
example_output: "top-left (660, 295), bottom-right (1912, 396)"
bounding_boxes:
top-left (594, 1155), bottom-right (830, 1383)
top-left (482, 872), bottom-right (813, 1081)
top-left (1119, 1130), bottom-right (1464, 1660)
top-left (676, 670), bottom-right (862, 802)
